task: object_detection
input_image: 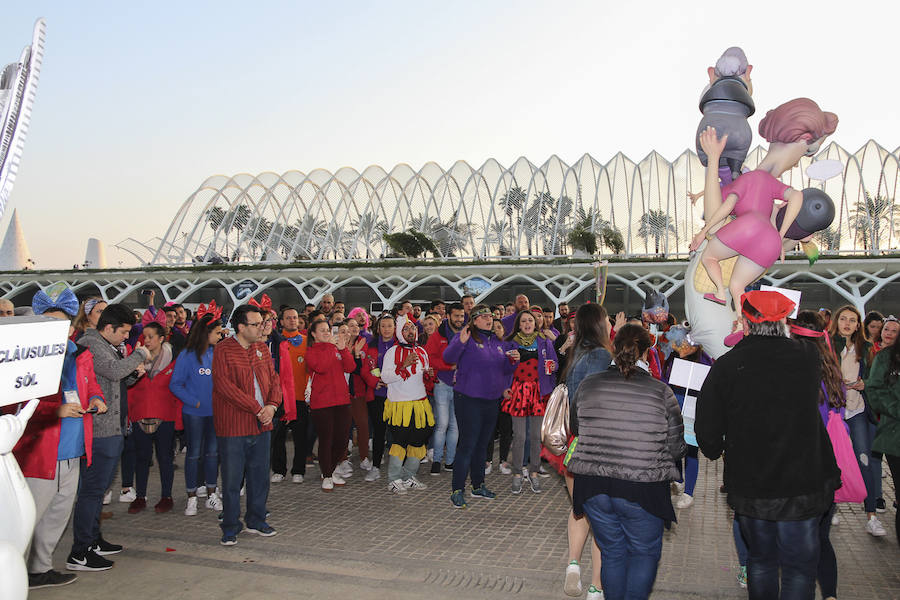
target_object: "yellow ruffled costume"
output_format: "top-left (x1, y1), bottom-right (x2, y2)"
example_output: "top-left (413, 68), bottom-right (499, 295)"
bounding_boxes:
top-left (384, 398), bottom-right (435, 460)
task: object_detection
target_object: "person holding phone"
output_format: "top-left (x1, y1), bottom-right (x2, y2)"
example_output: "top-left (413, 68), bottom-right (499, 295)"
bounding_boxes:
top-left (5, 288), bottom-right (107, 587)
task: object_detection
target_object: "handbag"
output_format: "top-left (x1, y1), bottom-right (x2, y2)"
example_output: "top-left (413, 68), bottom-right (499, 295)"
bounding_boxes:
top-left (541, 383), bottom-right (569, 456)
top-left (826, 410), bottom-right (867, 504)
top-left (304, 373), bottom-right (314, 404)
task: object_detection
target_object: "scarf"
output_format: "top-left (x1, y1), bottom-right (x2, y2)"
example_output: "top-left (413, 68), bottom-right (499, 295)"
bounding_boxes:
top-left (283, 330), bottom-right (304, 347)
top-left (513, 331), bottom-right (538, 348)
top-left (143, 343), bottom-right (173, 378)
top-left (392, 343), bottom-right (428, 380)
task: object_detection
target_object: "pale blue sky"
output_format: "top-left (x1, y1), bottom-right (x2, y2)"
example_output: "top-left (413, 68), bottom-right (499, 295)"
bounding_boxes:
top-left (2, 1), bottom-right (898, 268)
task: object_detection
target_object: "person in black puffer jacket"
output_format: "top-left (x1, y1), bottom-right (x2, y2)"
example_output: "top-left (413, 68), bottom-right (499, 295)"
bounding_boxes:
top-left (566, 324), bottom-right (686, 600)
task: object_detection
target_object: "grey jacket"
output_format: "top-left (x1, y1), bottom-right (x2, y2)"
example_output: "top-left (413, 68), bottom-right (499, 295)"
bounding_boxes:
top-left (77, 329), bottom-right (146, 439)
top-left (566, 367), bottom-right (686, 483)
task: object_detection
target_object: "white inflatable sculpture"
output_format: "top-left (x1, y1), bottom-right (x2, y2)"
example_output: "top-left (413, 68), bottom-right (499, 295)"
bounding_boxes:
top-left (0, 399), bottom-right (38, 600)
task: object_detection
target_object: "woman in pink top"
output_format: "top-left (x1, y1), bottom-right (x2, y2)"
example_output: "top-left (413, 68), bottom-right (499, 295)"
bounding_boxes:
top-left (690, 98), bottom-right (838, 322)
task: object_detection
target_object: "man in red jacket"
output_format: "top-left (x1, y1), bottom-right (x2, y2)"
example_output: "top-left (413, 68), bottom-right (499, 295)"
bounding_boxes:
top-left (213, 305), bottom-right (282, 546)
top-left (11, 288), bottom-right (106, 588)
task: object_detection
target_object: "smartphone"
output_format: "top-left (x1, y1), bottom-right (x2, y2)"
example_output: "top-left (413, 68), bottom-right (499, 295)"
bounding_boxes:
top-left (141, 289), bottom-right (154, 296)
top-left (85, 406), bottom-right (99, 414)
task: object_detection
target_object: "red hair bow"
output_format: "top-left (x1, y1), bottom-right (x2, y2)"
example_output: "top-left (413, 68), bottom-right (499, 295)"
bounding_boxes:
top-left (248, 294), bottom-right (272, 312)
top-left (197, 300), bottom-right (223, 321)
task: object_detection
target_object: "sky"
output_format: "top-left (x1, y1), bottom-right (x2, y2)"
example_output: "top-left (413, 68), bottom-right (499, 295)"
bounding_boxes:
top-left (1, 1), bottom-right (899, 269)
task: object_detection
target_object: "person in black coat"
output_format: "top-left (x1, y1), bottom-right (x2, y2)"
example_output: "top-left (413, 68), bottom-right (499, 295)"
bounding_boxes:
top-left (696, 290), bottom-right (840, 600)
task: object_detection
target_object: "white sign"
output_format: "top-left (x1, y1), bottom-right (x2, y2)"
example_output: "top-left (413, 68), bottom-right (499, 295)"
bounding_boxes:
top-left (759, 285), bottom-right (801, 319)
top-left (0, 316), bottom-right (70, 407)
top-left (669, 358), bottom-right (711, 447)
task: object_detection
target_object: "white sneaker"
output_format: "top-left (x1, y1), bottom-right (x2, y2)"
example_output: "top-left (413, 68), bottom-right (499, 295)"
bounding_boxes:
top-left (331, 471), bottom-right (346, 486)
top-left (676, 494), bottom-right (694, 509)
top-left (196, 487), bottom-right (208, 498)
top-left (499, 462), bottom-right (512, 475)
top-left (271, 473), bottom-right (285, 483)
top-left (538, 465), bottom-right (551, 478)
top-left (292, 474), bottom-right (304, 484)
top-left (364, 466), bottom-right (381, 482)
top-left (866, 515), bottom-right (887, 537)
top-left (485, 462), bottom-right (492, 475)
top-left (831, 513), bottom-right (840, 525)
top-left (586, 585), bottom-right (604, 600)
top-left (388, 479), bottom-right (408, 495)
top-left (206, 492), bottom-right (223, 511)
top-left (404, 476), bottom-right (427, 490)
top-left (564, 562), bottom-right (582, 596)
top-left (184, 496), bottom-right (198, 516)
top-left (119, 488), bottom-right (136, 503)
top-left (102, 490), bottom-right (112, 505)
top-left (322, 477), bottom-right (334, 492)
top-left (335, 460), bottom-right (353, 478)
top-left (360, 457), bottom-right (373, 471)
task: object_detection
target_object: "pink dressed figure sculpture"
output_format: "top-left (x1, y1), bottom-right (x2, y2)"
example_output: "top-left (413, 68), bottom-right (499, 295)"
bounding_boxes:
top-left (689, 98), bottom-right (838, 323)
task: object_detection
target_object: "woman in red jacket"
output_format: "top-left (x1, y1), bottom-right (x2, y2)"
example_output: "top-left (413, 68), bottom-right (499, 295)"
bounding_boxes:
top-left (127, 322), bottom-right (180, 514)
top-left (305, 320), bottom-right (357, 492)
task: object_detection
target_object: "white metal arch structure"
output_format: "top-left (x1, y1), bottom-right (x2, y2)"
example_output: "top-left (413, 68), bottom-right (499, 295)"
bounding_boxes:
top-left (128, 141), bottom-right (900, 266)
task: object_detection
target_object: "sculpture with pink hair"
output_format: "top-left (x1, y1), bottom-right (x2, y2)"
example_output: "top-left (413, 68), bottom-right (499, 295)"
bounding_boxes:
top-left (689, 98), bottom-right (838, 330)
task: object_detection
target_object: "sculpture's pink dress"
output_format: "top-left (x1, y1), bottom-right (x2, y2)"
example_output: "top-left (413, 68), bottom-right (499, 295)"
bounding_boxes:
top-left (715, 170), bottom-right (791, 268)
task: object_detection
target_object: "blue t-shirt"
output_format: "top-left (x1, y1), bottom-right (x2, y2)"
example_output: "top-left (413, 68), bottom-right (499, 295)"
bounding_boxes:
top-left (57, 341), bottom-right (85, 461)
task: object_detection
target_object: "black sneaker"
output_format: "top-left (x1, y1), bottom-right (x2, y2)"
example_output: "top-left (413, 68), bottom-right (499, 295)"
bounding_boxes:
top-left (66, 550), bottom-right (113, 571)
top-left (89, 537), bottom-right (123, 556)
top-left (443, 463), bottom-right (453, 472)
top-left (875, 497), bottom-right (886, 513)
top-left (29, 570), bottom-right (78, 588)
top-left (430, 462), bottom-right (442, 475)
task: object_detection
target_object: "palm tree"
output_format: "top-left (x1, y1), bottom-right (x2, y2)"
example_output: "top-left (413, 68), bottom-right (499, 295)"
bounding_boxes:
top-left (523, 191), bottom-right (554, 255)
top-left (496, 186), bottom-right (527, 253)
top-left (637, 209), bottom-right (676, 256)
top-left (544, 194), bottom-right (574, 255)
top-left (850, 192), bottom-right (895, 253)
top-left (814, 226), bottom-right (841, 252)
top-left (349, 212), bottom-right (388, 258)
top-left (291, 214), bottom-right (328, 259)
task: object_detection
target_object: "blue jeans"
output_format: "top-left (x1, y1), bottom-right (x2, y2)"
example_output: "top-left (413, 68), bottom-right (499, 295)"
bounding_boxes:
top-left (738, 514), bottom-right (819, 600)
top-left (183, 413), bottom-right (218, 493)
top-left (218, 431), bottom-right (271, 536)
top-left (846, 412), bottom-right (879, 512)
top-left (733, 516), bottom-right (749, 566)
top-left (452, 392), bottom-right (498, 491)
top-left (71, 435), bottom-right (124, 554)
top-left (676, 446), bottom-right (700, 496)
top-left (133, 420), bottom-right (175, 498)
top-left (582, 494), bottom-right (664, 600)
top-left (432, 382), bottom-right (458, 464)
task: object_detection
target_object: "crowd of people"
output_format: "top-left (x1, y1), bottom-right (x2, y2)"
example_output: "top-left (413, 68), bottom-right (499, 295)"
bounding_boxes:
top-left (4, 285), bottom-right (898, 600)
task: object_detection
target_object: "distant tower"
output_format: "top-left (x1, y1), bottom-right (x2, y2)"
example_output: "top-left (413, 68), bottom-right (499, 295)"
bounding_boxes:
top-left (0, 209), bottom-right (31, 270)
top-left (84, 237), bottom-right (107, 269)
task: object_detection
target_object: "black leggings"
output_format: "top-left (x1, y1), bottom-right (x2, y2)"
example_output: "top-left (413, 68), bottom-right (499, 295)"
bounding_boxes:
top-left (817, 504), bottom-right (837, 598)
top-left (367, 396), bottom-right (387, 468)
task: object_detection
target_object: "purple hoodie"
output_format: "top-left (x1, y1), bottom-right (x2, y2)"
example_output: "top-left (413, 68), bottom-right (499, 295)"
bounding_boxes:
top-left (443, 328), bottom-right (517, 400)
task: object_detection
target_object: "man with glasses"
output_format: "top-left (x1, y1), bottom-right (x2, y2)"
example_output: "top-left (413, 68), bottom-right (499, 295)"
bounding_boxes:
top-left (212, 305), bottom-right (283, 546)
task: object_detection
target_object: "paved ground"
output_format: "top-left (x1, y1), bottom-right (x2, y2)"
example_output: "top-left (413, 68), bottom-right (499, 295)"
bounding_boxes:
top-left (34, 443), bottom-right (899, 600)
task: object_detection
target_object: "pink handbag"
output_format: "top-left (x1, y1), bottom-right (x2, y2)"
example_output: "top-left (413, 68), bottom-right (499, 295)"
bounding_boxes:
top-left (826, 411), bottom-right (867, 504)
